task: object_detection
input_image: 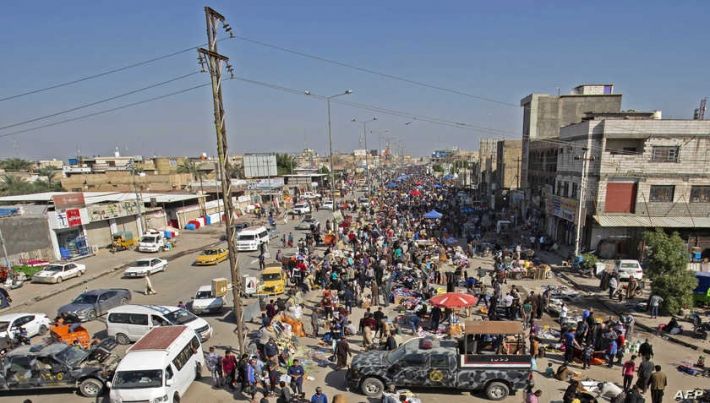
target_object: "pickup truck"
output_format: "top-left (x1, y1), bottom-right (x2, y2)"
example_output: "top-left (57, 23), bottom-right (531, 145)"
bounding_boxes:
top-left (137, 231), bottom-right (164, 253)
top-left (347, 321), bottom-right (531, 401)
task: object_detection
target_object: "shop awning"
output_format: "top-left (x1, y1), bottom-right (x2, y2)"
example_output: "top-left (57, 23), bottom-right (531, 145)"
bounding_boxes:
top-left (594, 215), bottom-right (710, 228)
top-left (464, 320), bottom-right (524, 335)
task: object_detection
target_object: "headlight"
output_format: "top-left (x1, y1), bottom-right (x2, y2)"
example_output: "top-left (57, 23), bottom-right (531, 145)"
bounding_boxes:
top-left (152, 396), bottom-right (169, 403)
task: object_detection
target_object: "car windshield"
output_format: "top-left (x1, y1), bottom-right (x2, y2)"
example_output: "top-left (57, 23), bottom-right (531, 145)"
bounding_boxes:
top-left (203, 250), bottom-right (219, 255)
top-left (262, 273), bottom-right (281, 281)
top-left (44, 265), bottom-right (64, 272)
top-left (113, 369), bottom-right (163, 389)
top-left (140, 236), bottom-right (157, 243)
top-left (72, 294), bottom-right (98, 304)
top-left (135, 260), bottom-right (151, 267)
top-left (620, 263), bottom-right (639, 269)
top-left (164, 308), bottom-right (197, 325)
top-left (195, 291), bottom-right (213, 299)
top-left (238, 235), bottom-right (255, 241)
top-left (386, 346), bottom-right (407, 363)
top-left (0, 322), bottom-right (9, 332)
top-left (55, 345), bottom-right (89, 366)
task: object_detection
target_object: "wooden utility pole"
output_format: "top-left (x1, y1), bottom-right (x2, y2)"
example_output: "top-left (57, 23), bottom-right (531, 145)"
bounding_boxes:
top-left (199, 7), bottom-right (244, 353)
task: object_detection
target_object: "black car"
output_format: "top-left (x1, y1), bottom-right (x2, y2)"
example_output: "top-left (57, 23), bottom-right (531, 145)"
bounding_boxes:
top-left (0, 339), bottom-right (118, 397)
top-left (57, 289), bottom-right (131, 322)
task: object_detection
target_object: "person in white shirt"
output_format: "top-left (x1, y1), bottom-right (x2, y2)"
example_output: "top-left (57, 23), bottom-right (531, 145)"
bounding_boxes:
top-left (559, 303), bottom-right (568, 324)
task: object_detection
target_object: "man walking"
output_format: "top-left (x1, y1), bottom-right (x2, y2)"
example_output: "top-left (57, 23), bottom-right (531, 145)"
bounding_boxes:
top-left (145, 273), bottom-right (157, 295)
top-left (649, 294), bottom-right (664, 319)
top-left (205, 346), bottom-right (223, 388)
top-left (649, 365), bottom-right (667, 403)
top-left (636, 357), bottom-right (654, 393)
top-left (622, 355), bottom-right (636, 390)
top-left (335, 336), bottom-right (352, 369)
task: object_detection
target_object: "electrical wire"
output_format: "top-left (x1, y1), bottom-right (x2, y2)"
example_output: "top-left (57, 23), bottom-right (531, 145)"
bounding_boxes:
top-left (0, 72), bottom-right (201, 131)
top-left (0, 38), bottom-right (231, 103)
top-left (0, 83), bottom-right (210, 139)
top-left (234, 35), bottom-right (519, 108)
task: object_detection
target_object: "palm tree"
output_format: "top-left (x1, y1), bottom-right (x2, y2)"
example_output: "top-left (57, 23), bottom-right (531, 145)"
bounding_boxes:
top-left (36, 167), bottom-right (59, 187)
top-left (178, 160), bottom-right (206, 215)
top-left (0, 158), bottom-right (32, 172)
top-left (0, 175), bottom-right (34, 196)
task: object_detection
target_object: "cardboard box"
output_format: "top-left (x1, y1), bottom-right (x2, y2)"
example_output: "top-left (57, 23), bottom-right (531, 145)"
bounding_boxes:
top-left (212, 277), bottom-right (229, 297)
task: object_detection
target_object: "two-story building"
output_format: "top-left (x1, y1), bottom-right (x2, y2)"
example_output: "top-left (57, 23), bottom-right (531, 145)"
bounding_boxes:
top-left (549, 113), bottom-right (710, 258)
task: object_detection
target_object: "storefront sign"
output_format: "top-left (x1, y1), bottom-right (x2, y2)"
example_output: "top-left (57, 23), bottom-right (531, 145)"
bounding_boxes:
top-left (87, 201), bottom-right (139, 221)
top-left (547, 194), bottom-right (578, 223)
top-left (65, 208), bottom-right (82, 227)
top-left (52, 193), bottom-right (86, 210)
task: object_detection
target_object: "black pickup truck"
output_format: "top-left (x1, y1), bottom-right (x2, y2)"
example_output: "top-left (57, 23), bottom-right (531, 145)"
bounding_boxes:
top-left (347, 321), bottom-right (532, 400)
top-left (0, 338), bottom-right (118, 397)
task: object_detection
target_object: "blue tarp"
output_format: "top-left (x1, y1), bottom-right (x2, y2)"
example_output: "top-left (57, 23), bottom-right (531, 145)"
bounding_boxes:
top-left (423, 209), bottom-right (443, 219)
top-left (386, 182), bottom-right (398, 189)
top-left (0, 208), bottom-right (19, 218)
top-left (434, 184), bottom-right (443, 189)
top-left (442, 174), bottom-right (454, 180)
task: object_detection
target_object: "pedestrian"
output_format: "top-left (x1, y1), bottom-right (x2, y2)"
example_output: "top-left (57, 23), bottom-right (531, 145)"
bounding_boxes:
top-left (335, 336), bottom-right (351, 369)
top-left (559, 303), bottom-right (568, 325)
top-left (622, 355), bottom-right (636, 390)
top-left (0, 287), bottom-right (12, 308)
top-left (311, 308), bottom-right (322, 338)
top-left (527, 389), bottom-right (542, 403)
top-left (649, 365), bottom-right (667, 403)
top-left (582, 343), bottom-right (594, 369)
top-left (636, 356), bottom-right (654, 393)
top-left (649, 294), bottom-right (664, 319)
top-left (259, 252), bottom-right (266, 270)
top-left (607, 338), bottom-right (618, 368)
top-left (430, 305), bottom-right (442, 332)
top-left (639, 339), bottom-right (654, 360)
top-left (243, 358), bottom-right (257, 400)
top-left (264, 337), bottom-right (280, 368)
top-left (277, 380), bottom-right (292, 403)
top-left (563, 380), bottom-right (579, 403)
top-left (287, 358), bottom-right (305, 397)
top-left (624, 385), bottom-right (645, 403)
top-left (609, 275), bottom-right (618, 299)
top-left (267, 363), bottom-right (280, 396)
top-left (222, 349), bottom-right (238, 390)
top-left (385, 334), bottom-right (397, 350)
top-left (332, 394), bottom-right (347, 403)
top-left (144, 272), bottom-right (157, 295)
top-left (310, 386), bottom-right (328, 403)
top-left (205, 346), bottom-right (223, 388)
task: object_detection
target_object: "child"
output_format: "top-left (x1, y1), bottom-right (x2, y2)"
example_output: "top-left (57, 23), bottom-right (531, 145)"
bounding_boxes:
top-left (544, 362), bottom-right (554, 377)
top-left (583, 343), bottom-right (594, 369)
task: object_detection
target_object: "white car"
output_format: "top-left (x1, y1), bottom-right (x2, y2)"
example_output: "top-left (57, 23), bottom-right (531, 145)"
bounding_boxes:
top-left (301, 192), bottom-right (321, 199)
top-left (322, 199), bottom-right (334, 210)
top-left (0, 313), bottom-right (51, 339)
top-left (190, 285), bottom-right (225, 315)
top-left (292, 203), bottom-right (311, 215)
top-left (614, 259), bottom-right (644, 281)
top-left (32, 262), bottom-right (86, 284)
top-left (123, 258), bottom-right (167, 278)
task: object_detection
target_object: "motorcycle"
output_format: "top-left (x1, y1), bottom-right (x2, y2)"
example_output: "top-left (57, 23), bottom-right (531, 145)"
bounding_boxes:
top-left (689, 313), bottom-right (710, 340)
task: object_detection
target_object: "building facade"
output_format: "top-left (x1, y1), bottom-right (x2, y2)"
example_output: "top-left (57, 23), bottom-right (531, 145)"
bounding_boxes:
top-left (549, 115), bottom-right (710, 258)
top-left (495, 140), bottom-right (523, 191)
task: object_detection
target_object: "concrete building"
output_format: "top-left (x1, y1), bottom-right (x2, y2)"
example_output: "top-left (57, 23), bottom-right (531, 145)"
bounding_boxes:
top-left (495, 140), bottom-right (523, 191)
top-left (549, 114), bottom-right (710, 258)
top-left (61, 171), bottom-right (193, 193)
top-left (478, 138), bottom-right (503, 197)
top-left (520, 84), bottom-right (622, 217)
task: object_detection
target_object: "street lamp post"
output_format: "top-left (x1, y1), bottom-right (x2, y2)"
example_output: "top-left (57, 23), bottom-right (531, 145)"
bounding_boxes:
top-left (305, 89), bottom-right (352, 211)
top-left (352, 117), bottom-right (377, 194)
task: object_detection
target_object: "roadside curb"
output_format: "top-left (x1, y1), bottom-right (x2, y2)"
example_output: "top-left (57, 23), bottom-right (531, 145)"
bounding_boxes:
top-left (2, 240), bottom-right (224, 313)
top-left (555, 270), bottom-right (710, 355)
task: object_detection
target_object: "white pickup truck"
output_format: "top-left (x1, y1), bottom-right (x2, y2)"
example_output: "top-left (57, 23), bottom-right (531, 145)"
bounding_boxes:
top-left (137, 232), bottom-right (165, 253)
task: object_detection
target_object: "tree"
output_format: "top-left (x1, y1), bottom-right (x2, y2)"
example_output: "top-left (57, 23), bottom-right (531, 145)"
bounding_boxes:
top-left (581, 252), bottom-right (598, 272)
top-left (432, 164), bottom-right (444, 173)
top-left (36, 167), bottom-right (59, 187)
top-left (276, 153), bottom-right (294, 176)
top-left (643, 229), bottom-right (698, 315)
top-left (319, 165), bottom-right (330, 174)
top-left (0, 158), bottom-right (32, 172)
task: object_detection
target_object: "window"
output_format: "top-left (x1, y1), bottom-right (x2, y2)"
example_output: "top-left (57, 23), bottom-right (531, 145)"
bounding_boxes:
top-left (649, 185), bottom-right (674, 202)
top-left (571, 183), bottom-right (578, 199)
top-left (108, 313), bottom-right (130, 324)
top-left (690, 186), bottom-right (710, 203)
top-left (562, 182), bottom-right (570, 198)
top-left (651, 146), bottom-right (679, 162)
top-left (430, 354), bottom-right (452, 369)
top-left (172, 340), bottom-right (197, 371)
top-left (401, 354), bottom-right (427, 367)
top-left (129, 314), bottom-right (149, 325)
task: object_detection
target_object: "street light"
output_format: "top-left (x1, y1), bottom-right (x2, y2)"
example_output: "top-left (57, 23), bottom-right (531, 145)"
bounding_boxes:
top-left (304, 89), bottom-right (352, 210)
top-left (351, 117), bottom-right (377, 193)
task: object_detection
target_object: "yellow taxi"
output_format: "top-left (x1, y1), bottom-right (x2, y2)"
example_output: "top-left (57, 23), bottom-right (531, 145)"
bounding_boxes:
top-left (255, 265), bottom-right (286, 296)
top-left (194, 248), bottom-right (229, 266)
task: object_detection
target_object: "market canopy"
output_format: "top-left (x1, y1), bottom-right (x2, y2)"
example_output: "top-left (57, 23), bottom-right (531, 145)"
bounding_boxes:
top-left (464, 320), bottom-right (523, 335)
top-left (430, 292), bottom-right (477, 309)
top-left (423, 209), bottom-right (443, 219)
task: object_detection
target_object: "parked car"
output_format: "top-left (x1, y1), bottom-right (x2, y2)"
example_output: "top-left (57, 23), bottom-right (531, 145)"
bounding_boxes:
top-left (106, 305), bottom-right (212, 344)
top-left (0, 313), bottom-right (51, 339)
top-left (194, 248), bottom-right (229, 266)
top-left (190, 285), bottom-right (225, 315)
top-left (57, 288), bottom-right (132, 322)
top-left (295, 218), bottom-right (320, 231)
top-left (0, 339), bottom-right (118, 397)
top-left (322, 199), bottom-right (335, 210)
top-left (301, 192), bottom-right (321, 199)
top-left (123, 258), bottom-right (167, 278)
top-left (614, 259), bottom-right (644, 281)
top-left (292, 203), bottom-right (311, 215)
top-left (32, 262), bottom-right (86, 284)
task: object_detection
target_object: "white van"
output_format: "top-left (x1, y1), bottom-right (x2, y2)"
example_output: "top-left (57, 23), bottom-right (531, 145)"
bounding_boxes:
top-left (138, 231), bottom-right (165, 253)
top-left (109, 325), bottom-right (205, 403)
top-left (236, 226), bottom-right (270, 251)
top-left (106, 305), bottom-right (212, 345)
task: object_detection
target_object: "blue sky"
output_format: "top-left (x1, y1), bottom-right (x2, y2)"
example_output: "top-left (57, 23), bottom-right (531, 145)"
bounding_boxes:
top-left (0, 1), bottom-right (708, 159)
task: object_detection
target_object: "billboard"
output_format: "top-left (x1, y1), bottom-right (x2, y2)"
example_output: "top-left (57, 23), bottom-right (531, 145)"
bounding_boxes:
top-left (52, 193), bottom-right (85, 210)
top-left (243, 153), bottom-right (277, 178)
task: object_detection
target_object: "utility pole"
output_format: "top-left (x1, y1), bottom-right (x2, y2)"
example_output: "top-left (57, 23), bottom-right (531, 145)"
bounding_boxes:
top-left (199, 6), bottom-right (244, 353)
top-left (128, 159), bottom-right (145, 235)
top-left (0, 223), bottom-right (11, 270)
top-left (573, 148), bottom-right (590, 256)
top-left (352, 117), bottom-right (377, 193)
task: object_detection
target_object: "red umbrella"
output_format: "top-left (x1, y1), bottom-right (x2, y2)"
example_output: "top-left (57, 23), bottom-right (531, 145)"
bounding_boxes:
top-left (430, 292), bottom-right (477, 309)
top-left (409, 189), bottom-right (422, 197)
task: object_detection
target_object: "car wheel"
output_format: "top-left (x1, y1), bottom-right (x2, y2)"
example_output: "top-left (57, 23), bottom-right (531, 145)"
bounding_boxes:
top-left (360, 377), bottom-right (384, 398)
top-left (38, 325), bottom-right (49, 336)
top-left (115, 333), bottom-right (131, 345)
top-left (78, 378), bottom-right (104, 397)
top-left (485, 381), bottom-right (510, 401)
top-left (173, 393), bottom-right (181, 403)
top-left (87, 310), bottom-right (97, 321)
top-left (195, 363), bottom-right (203, 380)
top-left (56, 276), bottom-right (63, 283)
top-left (78, 270), bottom-right (83, 276)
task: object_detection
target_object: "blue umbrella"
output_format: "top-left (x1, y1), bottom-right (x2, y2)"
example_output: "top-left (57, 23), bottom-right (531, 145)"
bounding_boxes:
top-left (434, 184), bottom-right (443, 189)
top-left (386, 182), bottom-right (398, 189)
top-left (423, 209), bottom-right (443, 219)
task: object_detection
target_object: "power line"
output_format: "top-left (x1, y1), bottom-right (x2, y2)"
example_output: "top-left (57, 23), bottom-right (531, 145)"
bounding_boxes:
top-left (0, 38), bottom-right (230, 103)
top-left (234, 35), bottom-right (519, 108)
top-left (0, 83), bottom-right (210, 139)
top-left (0, 72), bottom-right (200, 131)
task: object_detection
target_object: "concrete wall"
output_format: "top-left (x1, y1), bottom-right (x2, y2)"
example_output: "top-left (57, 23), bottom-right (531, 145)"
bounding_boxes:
top-left (496, 140), bottom-right (523, 190)
top-left (62, 172), bottom-right (193, 193)
top-left (0, 217), bottom-right (54, 262)
top-left (84, 215), bottom-right (140, 249)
